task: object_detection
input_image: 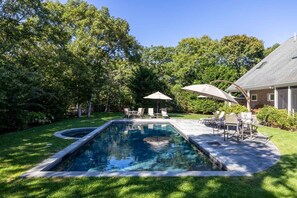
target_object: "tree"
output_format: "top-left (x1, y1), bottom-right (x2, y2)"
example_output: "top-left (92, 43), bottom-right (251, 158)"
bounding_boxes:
top-left (169, 36), bottom-right (220, 86)
top-left (62, 1), bottom-right (141, 116)
top-left (220, 35), bottom-right (264, 76)
top-left (264, 43), bottom-right (280, 57)
top-left (128, 66), bottom-right (166, 107)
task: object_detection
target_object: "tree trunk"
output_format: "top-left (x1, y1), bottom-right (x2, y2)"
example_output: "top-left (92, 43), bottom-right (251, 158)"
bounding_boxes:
top-left (77, 104), bottom-right (82, 117)
top-left (87, 95), bottom-right (92, 117)
top-left (105, 93), bottom-right (109, 112)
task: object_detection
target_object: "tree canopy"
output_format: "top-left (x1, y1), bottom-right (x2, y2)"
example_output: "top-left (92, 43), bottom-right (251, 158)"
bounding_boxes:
top-left (0, 0), bottom-right (276, 132)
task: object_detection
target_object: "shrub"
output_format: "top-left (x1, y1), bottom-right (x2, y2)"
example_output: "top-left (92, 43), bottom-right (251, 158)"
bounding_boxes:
top-left (28, 112), bottom-right (51, 127)
top-left (256, 105), bottom-right (276, 125)
top-left (219, 104), bottom-right (248, 114)
top-left (257, 105), bottom-right (297, 131)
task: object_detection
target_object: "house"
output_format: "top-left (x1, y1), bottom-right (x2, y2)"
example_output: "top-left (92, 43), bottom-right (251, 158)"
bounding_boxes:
top-left (227, 36), bottom-right (297, 113)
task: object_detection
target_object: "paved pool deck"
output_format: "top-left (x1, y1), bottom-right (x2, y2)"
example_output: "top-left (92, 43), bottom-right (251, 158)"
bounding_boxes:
top-left (22, 118), bottom-right (280, 177)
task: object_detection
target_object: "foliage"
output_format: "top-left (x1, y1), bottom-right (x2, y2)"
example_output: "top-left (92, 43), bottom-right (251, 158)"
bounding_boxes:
top-left (257, 105), bottom-right (297, 130)
top-left (220, 34), bottom-right (264, 75)
top-left (264, 43), bottom-right (280, 57)
top-left (27, 112), bottom-right (51, 126)
top-left (0, 0), bottom-right (52, 131)
top-left (169, 36), bottom-right (220, 86)
top-left (128, 66), bottom-right (169, 108)
top-left (1, 113), bottom-right (297, 197)
top-left (0, 0), bottom-right (140, 131)
top-left (201, 65), bottom-right (238, 90)
top-left (219, 104), bottom-right (248, 114)
top-left (0, 0), bottom-right (278, 132)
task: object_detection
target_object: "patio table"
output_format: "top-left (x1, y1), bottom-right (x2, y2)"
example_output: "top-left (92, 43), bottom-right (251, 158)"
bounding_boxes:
top-left (128, 111), bottom-right (138, 118)
top-left (155, 113), bottom-right (161, 118)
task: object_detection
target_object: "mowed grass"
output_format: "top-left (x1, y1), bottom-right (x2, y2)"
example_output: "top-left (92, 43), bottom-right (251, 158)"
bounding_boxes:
top-left (1, 112), bottom-right (297, 197)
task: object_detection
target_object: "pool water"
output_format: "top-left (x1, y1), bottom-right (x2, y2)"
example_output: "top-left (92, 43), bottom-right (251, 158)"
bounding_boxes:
top-left (51, 122), bottom-right (220, 172)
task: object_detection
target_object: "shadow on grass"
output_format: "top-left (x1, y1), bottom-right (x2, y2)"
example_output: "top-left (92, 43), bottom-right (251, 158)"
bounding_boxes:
top-left (4, 154), bottom-right (297, 197)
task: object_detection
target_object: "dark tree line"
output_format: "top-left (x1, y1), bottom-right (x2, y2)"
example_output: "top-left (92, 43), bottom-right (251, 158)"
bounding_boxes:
top-left (0, 0), bottom-right (278, 132)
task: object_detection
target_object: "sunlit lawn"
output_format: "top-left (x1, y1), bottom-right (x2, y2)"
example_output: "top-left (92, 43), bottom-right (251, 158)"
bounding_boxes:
top-left (1, 112), bottom-right (297, 197)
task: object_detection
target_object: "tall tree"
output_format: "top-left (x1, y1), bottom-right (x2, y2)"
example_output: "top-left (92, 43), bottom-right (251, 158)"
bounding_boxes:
top-left (220, 35), bottom-right (264, 76)
top-left (62, 1), bottom-right (140, 116)
top-left (170, 36), bottom-right (220, 86)
top-left (0, 0), bottom-right (51, 131)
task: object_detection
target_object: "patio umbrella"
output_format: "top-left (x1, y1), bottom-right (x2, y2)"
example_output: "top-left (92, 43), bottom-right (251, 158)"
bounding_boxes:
top-left (182, 84), bottom-right (238, 104)
top-left (144, 91), bottom-right (172, 113)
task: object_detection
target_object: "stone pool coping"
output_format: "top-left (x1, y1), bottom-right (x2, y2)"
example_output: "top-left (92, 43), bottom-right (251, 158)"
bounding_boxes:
top-left (54, 127), bottom-right (98, 140)
top-left (22, 119), bottom-right (280, 177)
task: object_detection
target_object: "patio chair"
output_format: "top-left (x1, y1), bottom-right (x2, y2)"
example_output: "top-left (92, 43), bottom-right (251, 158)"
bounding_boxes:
top-left (161, 108), bottom-right (169, 119)
top-left (224, 114), bottom-right (242, 141)
top-left (200, 111), bottom-right (219, 124)
top-left (136, 108), bottom-right (145, 118)
top-left (213, 111), bottom-right (225, 133)
top-left (239, 112), bottom-right (254, 138)
top-left (124, 108), bottom-right (131, 118)
top-left (148, 108), bottom-right (156, 118)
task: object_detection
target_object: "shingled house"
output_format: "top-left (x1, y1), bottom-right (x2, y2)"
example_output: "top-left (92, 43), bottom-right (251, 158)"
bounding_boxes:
top-left (227, 36), bottom-right (297, 113)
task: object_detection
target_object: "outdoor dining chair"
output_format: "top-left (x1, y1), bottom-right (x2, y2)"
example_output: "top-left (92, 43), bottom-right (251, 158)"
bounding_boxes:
top-left (224, 114), bottom-right (242, 141)
top-left (124, 108), bottom-right (131, 118)
top-left (239, 112), bottom-right (254, 138)
top-left (212, 111), bottom-right (225, 133)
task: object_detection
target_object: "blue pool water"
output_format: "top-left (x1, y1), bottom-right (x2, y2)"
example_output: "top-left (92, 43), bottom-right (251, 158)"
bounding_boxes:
top-left (51, 122), bottom-right (220, 172)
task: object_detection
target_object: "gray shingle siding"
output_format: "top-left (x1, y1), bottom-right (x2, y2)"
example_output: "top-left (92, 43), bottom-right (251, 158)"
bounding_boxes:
top-left (227, 37), bottom-right (297, 92)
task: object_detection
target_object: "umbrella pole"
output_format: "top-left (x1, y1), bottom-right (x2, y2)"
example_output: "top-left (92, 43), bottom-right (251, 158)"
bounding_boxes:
top-left (157, 100), bottom-right (159, 118)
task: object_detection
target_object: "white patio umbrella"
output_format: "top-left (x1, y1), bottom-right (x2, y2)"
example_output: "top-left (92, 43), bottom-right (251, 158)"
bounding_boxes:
top-left (182, 84), bottom-right (238, 104)
top-left (144, 91), bottom-right (172, 112)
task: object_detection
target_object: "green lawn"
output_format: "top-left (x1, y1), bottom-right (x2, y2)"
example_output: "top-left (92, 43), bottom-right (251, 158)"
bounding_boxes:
top-left (1, 112), bottom-right (297, 197)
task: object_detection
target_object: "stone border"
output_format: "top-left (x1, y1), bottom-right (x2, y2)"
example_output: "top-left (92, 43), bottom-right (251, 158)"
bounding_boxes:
top-left (22, 119), bottom-right (280, 177)
top-left (54, 127), bottom-right (98, 140)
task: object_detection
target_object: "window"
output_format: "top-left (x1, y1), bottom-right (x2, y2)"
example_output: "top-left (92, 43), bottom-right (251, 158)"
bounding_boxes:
top-left (277, 88), bottom-right (288, 109)
top-left (267, 93), bottom-right (274, 101)
top-left (292, 87), bottom-right (297, 112)
top-left (251, 94), bottom-right (258, 101)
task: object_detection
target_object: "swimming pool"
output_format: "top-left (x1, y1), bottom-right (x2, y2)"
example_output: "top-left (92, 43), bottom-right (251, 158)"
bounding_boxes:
top-left (50, 122), bottom-right (219, 172)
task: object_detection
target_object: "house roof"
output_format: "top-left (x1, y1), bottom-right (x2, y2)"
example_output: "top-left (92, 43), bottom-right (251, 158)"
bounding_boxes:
top-left (227, 37), bottom-right (297, 92)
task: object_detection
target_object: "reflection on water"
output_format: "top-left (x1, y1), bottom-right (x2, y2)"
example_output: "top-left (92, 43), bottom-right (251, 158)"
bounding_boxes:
top-left (51, 123), bottom-right (220, 171)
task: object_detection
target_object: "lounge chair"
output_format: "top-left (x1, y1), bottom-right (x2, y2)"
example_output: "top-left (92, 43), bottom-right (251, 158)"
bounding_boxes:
top-left (136, 108), bottom-right (145, 118)
top-left (148, 108), bottom-right (156, 118)
top-left (200, 111), bottom-right (219, 124)
top-left (161, 108), bottom-right (169, 119)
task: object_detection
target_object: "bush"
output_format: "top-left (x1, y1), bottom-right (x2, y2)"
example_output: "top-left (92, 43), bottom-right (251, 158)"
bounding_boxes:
top-left (257, 105), bottom-right (297, 131)
top-left (219, 104), bottom-right (248, 114)
top-left (190, 99), bottom-right (222, 114)
top-left (256, 105), bottom-right (276, 124)
top-left (28, 112), bottom-right (51, 127)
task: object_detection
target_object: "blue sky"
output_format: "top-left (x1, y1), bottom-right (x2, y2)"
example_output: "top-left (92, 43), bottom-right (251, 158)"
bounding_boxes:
top-left (59, 0), bottom-right (297, 48)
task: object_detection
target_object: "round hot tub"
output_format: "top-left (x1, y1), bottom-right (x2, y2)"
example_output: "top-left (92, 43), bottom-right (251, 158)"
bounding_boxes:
top-left (54, 127), bottom-right (97, 139)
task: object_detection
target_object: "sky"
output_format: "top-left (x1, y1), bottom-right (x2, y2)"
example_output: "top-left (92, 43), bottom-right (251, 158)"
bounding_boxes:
top-left (59, 0), bottom-right (297, 48)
